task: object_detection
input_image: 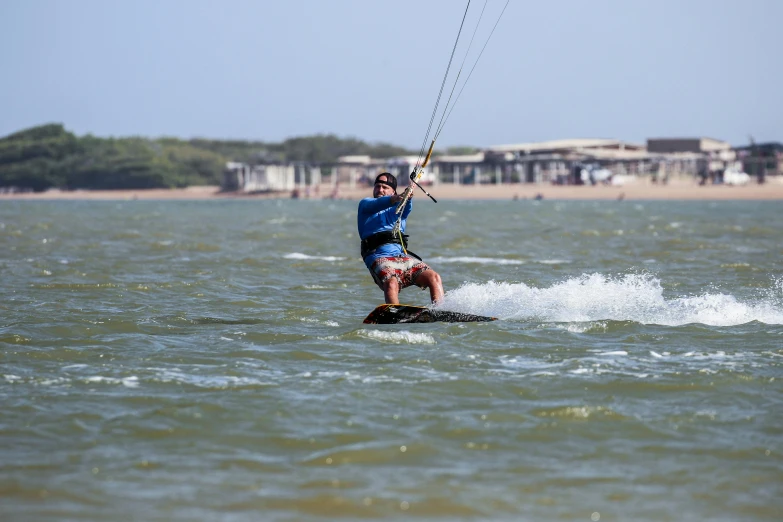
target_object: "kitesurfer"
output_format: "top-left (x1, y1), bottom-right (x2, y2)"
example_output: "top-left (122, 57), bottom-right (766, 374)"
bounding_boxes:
top-left (358, 172), bottom-right (444, 305)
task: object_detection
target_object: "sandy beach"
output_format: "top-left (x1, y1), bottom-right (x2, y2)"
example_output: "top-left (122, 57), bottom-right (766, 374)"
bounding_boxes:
top-left (2, 177), bottom-right (782, 201)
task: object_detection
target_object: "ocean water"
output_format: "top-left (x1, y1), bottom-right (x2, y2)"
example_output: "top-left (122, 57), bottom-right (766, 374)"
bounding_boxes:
top-left (1, 198), bottom-right (782, 521)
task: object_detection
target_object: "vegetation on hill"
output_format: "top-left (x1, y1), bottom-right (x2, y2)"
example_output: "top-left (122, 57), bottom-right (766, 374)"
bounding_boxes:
top-left (0, 124), bottom-right (416, 191)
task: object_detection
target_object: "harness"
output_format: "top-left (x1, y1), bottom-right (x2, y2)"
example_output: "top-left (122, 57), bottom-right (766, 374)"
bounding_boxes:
top-left (360, 231), bottom-right (421, 261)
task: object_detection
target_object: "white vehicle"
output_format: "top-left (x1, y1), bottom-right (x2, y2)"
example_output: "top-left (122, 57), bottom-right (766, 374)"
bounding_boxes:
top-left (724, 163), bottom-right (751, 186)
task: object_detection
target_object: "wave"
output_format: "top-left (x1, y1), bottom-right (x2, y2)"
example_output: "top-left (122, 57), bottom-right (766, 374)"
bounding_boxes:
top-left (357, 329), bottom-right (435, 344)
top-left (284, 253), bottom-right (347, 262)
top-left (438, 273), bottom-right (783, 326)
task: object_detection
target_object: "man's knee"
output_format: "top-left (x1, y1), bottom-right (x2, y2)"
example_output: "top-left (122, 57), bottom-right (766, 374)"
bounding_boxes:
top-left (384, 277), bottom-right (400, 291)
top-left (419, 269), bottom-right (441, 287)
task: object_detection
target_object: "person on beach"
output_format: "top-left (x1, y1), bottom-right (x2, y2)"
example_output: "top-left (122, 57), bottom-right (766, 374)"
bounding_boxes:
top-left (357, 172), bottom-right (444, 305)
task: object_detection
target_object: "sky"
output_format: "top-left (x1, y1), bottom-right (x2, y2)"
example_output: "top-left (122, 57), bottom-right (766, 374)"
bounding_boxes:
top-left (1, 0), bottom-right (780, 149)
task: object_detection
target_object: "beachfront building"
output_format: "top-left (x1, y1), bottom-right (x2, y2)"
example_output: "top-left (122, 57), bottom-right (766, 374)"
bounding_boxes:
top-left (333, 154), bottom-right (442, 188)
top-left (333, 155), bottom-right (376, 191)
top-left (646, 137), bottom-right (731, 154)
top-left (223, 136), bottom-right (772, 194)
top-left (480, 137), bottom-right (756, 186)
top-left (430, 152), bottom-right (489, 185)
top-left (483, 139), bottom-right (650, 185)
top-left (734, 142), bottom-right (783, 182)
top-left (223, 161), bottom-right (323, 194)
top-left (332, 139), bottom-right (659, 188)
top-left (222, 162), bottom-right (296, 193)
top-left (646, 137), bottom-right (736, 183)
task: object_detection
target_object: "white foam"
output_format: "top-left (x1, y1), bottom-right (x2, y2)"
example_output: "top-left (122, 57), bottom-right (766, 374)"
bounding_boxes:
top-left (151, 370), bottom-right (272, 388)
top-left (361, 375), bottom-right (404, 384)
top-left (358, 329), bottom-right (435, 344)
top-left (300, 317), bottom-right (339, 327)
top-left (437, 273), bottom-right (783, 326)
top-left (84, 376), bottom-right (139, 387)
top-left (284, 253), bottom-right (347, 262)
top-left (499, 356), bottom-right (561, 371)
top-left (61, 364), bottom-right (88, 370)
top-left (556, 322), bottom-right (607, 333)
top-left (37, 377), bottom-right (71, 386)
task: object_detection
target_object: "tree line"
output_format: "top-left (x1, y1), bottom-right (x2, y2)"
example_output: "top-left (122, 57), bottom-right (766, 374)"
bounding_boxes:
top-left (0, 123), bottom-right (448, 192)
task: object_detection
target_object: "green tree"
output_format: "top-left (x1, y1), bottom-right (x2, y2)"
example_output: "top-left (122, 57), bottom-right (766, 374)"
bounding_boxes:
top-left (0, 124), bottom-right (428, 191)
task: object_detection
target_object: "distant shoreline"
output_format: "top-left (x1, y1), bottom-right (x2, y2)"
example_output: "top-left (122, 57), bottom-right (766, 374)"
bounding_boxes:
top-left (2, 178), bottom-right (783, 201)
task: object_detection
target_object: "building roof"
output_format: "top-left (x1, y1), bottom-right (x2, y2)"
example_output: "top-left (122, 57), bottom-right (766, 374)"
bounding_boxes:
top-left (486, 139), bottom-right (644, 153)
top-left (647, 137), bottom-right (731, 152)
top-left (572, 148), bottom-right (652, 160)
top-left (700, 138), bottom-right (731, 151)
top-left (386, 155), bottom-right (425, 166)
top-left (337, 155), bottom-right (372, 164)
top-left (734, 142), bottom-right (783, 152)
top-left (432, 152), bottom-right (485, 163)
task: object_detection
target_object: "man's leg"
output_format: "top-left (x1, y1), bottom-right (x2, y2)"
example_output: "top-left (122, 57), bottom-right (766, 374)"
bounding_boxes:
top-left (415, 269), bottom-right (444, 304)
top-left (383, 277), bottom-right (400, 304)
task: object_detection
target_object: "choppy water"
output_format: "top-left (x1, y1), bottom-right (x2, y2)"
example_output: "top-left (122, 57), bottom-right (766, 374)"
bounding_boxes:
top-left (2, 199), bottom-right (782, 521)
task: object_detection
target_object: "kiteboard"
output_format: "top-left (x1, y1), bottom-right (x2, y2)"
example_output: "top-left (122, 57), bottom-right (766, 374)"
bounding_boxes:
top-left (363, 304), bottom-right (497, 325)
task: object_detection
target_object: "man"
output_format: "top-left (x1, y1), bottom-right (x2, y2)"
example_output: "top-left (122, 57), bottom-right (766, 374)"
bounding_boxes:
top-left (358, 172), bottom-right (444, 304)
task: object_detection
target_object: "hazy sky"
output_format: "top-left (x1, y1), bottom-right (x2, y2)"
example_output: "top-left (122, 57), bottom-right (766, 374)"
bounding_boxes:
top-left (1, 0), bottom-right (780, 148)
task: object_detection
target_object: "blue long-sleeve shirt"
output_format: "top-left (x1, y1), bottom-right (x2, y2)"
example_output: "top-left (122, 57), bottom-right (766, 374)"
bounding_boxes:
top-left (357, 195), bottom-right (413, 269)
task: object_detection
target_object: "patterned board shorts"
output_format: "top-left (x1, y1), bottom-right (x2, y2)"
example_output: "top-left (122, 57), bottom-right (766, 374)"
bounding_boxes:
top-left (369, 256), bottom-right (430, 290)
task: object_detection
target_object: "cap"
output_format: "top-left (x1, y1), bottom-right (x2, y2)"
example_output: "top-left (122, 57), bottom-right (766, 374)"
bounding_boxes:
top-left (374, 172), bottom-right (397, 192)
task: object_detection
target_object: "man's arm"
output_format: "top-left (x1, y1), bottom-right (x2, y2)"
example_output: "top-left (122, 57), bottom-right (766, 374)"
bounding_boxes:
top-left (358, 195), bottom-right (394, 214)
top-left (359, 193), bottom-right (411, 214)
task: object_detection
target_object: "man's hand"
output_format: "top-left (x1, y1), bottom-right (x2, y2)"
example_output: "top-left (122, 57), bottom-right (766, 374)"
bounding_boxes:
top-left (390, 192), bottom-right (412, 204)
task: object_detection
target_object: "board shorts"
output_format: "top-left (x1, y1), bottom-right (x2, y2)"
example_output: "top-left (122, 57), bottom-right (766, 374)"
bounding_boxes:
top-left (368, 256), bottom-right (430, 290)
